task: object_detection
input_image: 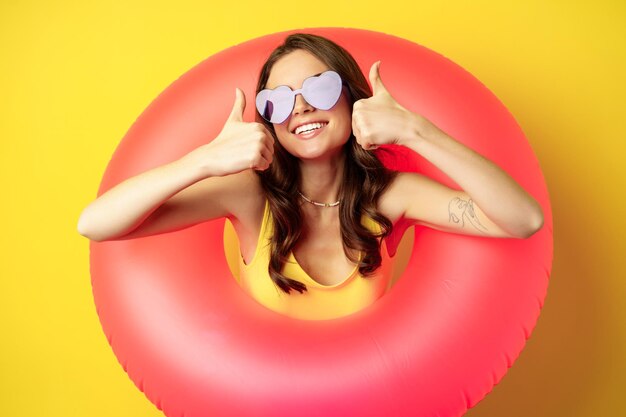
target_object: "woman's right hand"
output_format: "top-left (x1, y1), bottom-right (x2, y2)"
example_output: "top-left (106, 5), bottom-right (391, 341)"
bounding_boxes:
top-left (183, 88), bottom-right (275, 178)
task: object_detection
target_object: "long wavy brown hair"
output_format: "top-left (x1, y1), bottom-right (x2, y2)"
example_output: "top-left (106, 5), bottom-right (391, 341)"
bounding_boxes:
top-left (255, 33), bottom-right (398, 294)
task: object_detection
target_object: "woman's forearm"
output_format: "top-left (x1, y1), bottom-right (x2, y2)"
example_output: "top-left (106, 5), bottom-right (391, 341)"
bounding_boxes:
top-left (78, 91), bottom-right (277, 242)
top-left (403, 114), bottom-right (544, 237)
top-left (77, 156), bottom-right (206, 241)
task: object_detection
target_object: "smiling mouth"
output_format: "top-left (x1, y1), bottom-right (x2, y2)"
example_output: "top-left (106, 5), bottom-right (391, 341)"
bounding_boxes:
top-left (292, 122), bottom-right (328, 135)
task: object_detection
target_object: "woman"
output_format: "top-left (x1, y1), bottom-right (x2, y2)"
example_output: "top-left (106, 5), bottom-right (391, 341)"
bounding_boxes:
top-left (77, 33), bottom-right (544, 320)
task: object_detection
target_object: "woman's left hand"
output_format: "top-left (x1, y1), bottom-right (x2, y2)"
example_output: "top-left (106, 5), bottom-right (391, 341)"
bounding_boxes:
top-left (352, 61), bottom-right (427, 150)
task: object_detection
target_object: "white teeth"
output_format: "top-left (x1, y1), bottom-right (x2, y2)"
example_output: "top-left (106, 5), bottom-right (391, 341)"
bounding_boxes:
top-left (295, 122), bottom-right (327, 135)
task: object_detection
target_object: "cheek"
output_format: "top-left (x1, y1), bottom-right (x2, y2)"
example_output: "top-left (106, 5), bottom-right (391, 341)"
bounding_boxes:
top-left (337, 96), bottom-right (353, 130)
top-left (338, 117), bottom-right (352, 139)
top-left (273, 127), bottom-right (295, 151)
top-left (273, 124), bottom-right (290, 142)
top-left (336, 106), bottom-right (353, 137)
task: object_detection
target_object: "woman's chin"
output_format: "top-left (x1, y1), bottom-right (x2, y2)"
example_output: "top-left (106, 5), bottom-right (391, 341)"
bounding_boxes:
top-left (289, 137), bottom-right (350, 162)
top-left (292, 144), bottom-right (345, 163)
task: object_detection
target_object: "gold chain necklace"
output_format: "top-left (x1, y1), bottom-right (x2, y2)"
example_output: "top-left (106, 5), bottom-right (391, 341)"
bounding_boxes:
top-left (297, 191), bottom-right (341, 207)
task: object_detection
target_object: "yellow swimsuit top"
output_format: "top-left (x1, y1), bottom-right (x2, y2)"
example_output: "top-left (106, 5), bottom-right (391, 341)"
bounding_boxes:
top-left (232, 199), bottom-right (395, 320)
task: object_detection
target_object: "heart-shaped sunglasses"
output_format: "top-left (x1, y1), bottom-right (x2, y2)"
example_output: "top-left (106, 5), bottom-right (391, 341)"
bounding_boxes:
top-left (255, 70), bottom-right (343, 124)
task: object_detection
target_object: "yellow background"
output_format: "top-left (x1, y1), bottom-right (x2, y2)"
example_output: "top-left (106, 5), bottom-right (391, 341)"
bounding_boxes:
top-left (1, 1), bottom-right (624, 416)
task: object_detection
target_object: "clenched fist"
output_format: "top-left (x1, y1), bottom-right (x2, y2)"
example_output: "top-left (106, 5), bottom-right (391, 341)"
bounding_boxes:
top-left (352, 61), bottom-right (424, 150)
top-left (183, 88), bottom-right (275, 177)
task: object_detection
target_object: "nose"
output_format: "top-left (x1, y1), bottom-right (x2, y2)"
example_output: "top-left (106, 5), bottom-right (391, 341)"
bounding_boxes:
top-left (292, 93), bottom-right (314, 115)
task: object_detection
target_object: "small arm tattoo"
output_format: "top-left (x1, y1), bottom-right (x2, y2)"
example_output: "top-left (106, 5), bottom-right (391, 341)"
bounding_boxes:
top-left (448, 197), bottom-right (488, 233)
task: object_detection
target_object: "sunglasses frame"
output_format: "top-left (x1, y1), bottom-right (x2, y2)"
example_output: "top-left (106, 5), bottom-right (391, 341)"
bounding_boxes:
top-left (255, 70), bottom-right (343, 124)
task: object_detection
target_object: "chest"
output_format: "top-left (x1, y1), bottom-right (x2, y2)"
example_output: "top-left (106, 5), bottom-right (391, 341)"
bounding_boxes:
top-left (292, 217), bottom-right (361, 286)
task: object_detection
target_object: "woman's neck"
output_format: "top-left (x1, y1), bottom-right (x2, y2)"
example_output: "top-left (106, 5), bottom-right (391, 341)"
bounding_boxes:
top-left (298, 151), bottom-right (346, 205)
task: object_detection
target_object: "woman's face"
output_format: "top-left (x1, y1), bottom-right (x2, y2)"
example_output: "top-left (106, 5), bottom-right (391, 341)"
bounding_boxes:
top-left (265, 49), bottom-right (353, 161)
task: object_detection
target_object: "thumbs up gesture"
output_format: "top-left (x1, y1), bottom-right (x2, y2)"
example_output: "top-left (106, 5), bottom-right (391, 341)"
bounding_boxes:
top-left (352, 61), bottom-right (422, 150)
top-left (183, 88), bottom-right (275, 178)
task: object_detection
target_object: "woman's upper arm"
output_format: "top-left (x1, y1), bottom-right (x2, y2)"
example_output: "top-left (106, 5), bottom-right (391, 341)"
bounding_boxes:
top-left (392, 172), bottom-right (517, 238)
top-left (110, 170), bottom-right (259, 240)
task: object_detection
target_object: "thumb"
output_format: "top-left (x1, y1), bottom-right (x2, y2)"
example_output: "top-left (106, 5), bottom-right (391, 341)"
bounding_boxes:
top-left (227, 87), bottom-right (246, 122)
top-left (369, 61), bottom-right (388, 96)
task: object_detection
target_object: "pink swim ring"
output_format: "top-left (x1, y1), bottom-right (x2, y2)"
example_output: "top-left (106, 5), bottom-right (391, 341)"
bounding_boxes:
top-left (90, 27), bottom-right (553, 417)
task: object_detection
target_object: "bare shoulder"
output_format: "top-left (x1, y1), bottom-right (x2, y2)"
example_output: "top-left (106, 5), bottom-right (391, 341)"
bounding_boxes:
top-left (376, 172), bottom-right (417, 256)
top-left (194, 169), bottom-right (265, 223)
top-left (377, 171), bottom-right (412, 224)
top-left (379, 171), bottom-right (453, 225)
top-left (229, 170), bottom-right (266, 222)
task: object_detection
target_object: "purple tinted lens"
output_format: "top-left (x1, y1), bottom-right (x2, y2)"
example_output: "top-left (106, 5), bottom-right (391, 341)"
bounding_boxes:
top-left (302, 71), bottom-right (342, 110)
top-left (270, 86), bottom-right (295, 123)
top-left (256, 86), bottom-right (293, 124)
